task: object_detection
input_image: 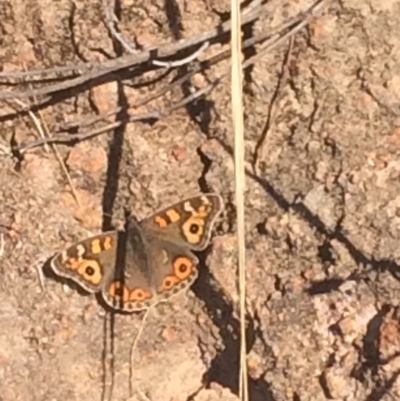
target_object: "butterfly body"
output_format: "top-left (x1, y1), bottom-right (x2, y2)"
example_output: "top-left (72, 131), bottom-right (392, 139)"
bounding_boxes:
top-left (50, 194), bottom-right (223, 312)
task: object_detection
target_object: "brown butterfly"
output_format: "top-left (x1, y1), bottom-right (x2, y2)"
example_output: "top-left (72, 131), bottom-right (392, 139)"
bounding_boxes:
top-left (50, 194), bottom-right (223, 312)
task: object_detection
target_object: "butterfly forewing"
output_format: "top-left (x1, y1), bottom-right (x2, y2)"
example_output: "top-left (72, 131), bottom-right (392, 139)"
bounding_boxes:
top-left (140, 194), bottom-right (223, 251)
top-left (50, 231), bottom-right (118, 293)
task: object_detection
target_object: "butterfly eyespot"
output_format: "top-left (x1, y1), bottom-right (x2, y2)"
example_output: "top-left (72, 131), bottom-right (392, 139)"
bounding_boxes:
top-left (179, 264), bottom-right (187, 273)
top-left (173, 257), bottom-right (194, 280)
top-left (159, 275), bottom-right (179, 292)
top-left (182, 217), bottom-right (205, 244)
top-left (85, 266), bottom-right (96, 276)
top-left (164, 279), bottom-right (173, 289)
top-left (77, 260), bottom-right (102, 285)
top-left (189, 223), bottom-right (200, 234)
top-left (129, 288), bottom-right (151, 302)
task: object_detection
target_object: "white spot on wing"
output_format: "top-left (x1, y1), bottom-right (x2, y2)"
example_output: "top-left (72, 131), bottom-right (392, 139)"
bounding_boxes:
top-left (183, 201), bottom-right (194, 212)
top-left (76, 244), bottom-right (85, 259)
top-left (161, 249), bottom-right (169, 264)
top-left (201, 195), bottom-right (210, 204)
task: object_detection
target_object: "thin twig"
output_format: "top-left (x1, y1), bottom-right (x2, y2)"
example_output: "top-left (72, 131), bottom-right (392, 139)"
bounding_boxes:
top-left (16, 110), bottom-right (157, 152)
top-left (3, 3), bottom-right (316, 122)
top-left (252, 36), bottom-right (294, 174)
top-left (0, 233), bottom-right (4, 258)
top-left (242, 0), bottom-right (333, 71)
top-left (231, 1), bottom-right (248, 400)
top-left (43, 116), bottom-right (82, 208)
top-left (14, 0), bottom-right (332, 152)
top-left (14, 73), bottom-right (82, 207)
top-left (102, 0), bottom-right (138, 54)
top-left (129, 307), bottom-right (153, 397)
top-left (102, 312), bottom-right (115, 401)
top-left (0, 2), bottom-right (268, 100)
top-left (0, 1), bottom-right (276, 81)
top-left (152, 41), bottom-right (210, 68)
top-left (35, 261), bottom-right (46, 291)
top-left (137, 389), bottom-right (152, 401)
top-left (32, 25), bottom-right (277, 130)
top-left (14, 99), bottom-right (50, 153)
top-left (0, 63), bottom-right (92, 79)
top-left (0, 142), bottom-right (11, 155)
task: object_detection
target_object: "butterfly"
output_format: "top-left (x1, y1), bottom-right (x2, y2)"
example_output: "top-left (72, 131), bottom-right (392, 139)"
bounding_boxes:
top-left (50, 194), bottom-right (223, 312)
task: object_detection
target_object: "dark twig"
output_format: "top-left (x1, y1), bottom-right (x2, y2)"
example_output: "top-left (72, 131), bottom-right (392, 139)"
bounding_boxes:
top-left (252, 37), bottom-right (294, 173)
top-left (0, 2), bottom-right (268, 100)
top-left (101, 0), bottom-right (138, 54)
top-left (27, 3), bottom-right (315, 134)
top-left (15, 0), bottom-right (332, 152)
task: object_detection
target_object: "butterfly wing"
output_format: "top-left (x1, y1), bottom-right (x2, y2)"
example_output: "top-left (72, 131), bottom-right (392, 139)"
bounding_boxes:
top-left (50, 231), bottom-right (119, 293)
top-left (146, 236), bottom-right (199, 303)
top-left (140, 193), bottom-right (223, 251)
